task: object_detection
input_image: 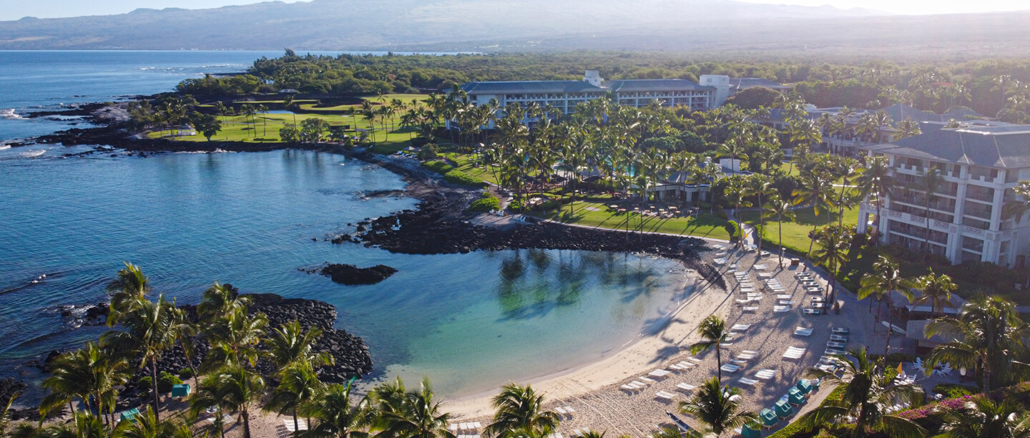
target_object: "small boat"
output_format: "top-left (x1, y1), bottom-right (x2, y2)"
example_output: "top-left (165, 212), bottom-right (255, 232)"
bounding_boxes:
top-left (882, 320), bottom-right (906, 334)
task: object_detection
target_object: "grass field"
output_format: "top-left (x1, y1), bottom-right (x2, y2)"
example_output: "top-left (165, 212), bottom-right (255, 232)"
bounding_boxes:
top-left (738, 204), bottom-right (860, 255)
top-left (531, 197), bottom-right (733, 240)
top-left (156, 94), bottom-right (431, 154)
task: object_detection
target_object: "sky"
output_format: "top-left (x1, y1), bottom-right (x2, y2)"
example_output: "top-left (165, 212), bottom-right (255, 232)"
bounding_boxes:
top-left (1, 0), bottom-right (1029, 21)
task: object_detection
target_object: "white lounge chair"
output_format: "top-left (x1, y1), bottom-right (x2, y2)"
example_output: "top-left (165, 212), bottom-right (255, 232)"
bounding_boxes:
top-left (832, 327), bottom-right (850, 335)
top-left (720, 364), bottom-right (741, 373)
top-left (803, 308), bottom-right (821, 315)
top-left (829, 334), bottom-right (848, 342)
top-left (656, 391), bottom-right (677, 400)
top-left (794, 327), bottom-right (814, 337)
top-left (731, 324), bottom-right (751, 332)
top-left (739, 378), bottom-right (759, 386)
top-left (649, 369), bottom-right (671, 378)
top-left (755, 369), bottom-right (776, 380)
top-left (676, 383), bottom-right (696, 392)
top-left (742, 306), bottom-right (759, 312)
top-left (774, 305), bottom-right (790, 313)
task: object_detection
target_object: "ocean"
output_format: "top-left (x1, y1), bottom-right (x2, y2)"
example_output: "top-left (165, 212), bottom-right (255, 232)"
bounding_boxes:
top-left (0, 51), bottom-right (689, 399)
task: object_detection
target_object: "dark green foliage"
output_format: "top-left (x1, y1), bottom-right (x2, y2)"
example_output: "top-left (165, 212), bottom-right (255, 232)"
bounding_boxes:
top-left (443, 169), bottom-right (484, 187)
top-left (468, 193), bottom-right (501, 213)
top-left (725, 221), bottom-right (740, 240)
top-left (418, 143), bottom-right (439, 161)
top-left (138, 376), bottom-right (153, 391)
top-left (177, 74), bottom-right (272, 97)
top-left (639, 136), bottom-right (682, 152)
top-left (724, 86), bottom-right (782, 109)
top-left (421, 160), bottom-right (454, 175)
top-left (178, 368), bottom-right (195, 379)
top-left (280, 124), bottom-right (301, 143)
top-left (157, 371), bottom-right (183, 393)
top-left (933, 383), bottom-right (980, 399)
top-left (676, 131), bottom-right (713, 154)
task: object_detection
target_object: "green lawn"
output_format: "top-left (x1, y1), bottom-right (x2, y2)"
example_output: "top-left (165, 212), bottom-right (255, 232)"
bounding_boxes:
top-left (519, 196), bottom-right (732, 241)
top-left (154, 94), bottom-right (432, 154)
top-left (441, 153), bottom-right (500, 185)
top-left (739, 204), bottom-right (860, 255)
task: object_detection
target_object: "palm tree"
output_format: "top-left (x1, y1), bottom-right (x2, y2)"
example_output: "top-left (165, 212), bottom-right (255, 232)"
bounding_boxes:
top-left (678, 377), bottom-right (757, 437)
top-left (857, 255), bottom-right (916, 355)
top-left (763, 194), bottom-right (795, 265)
top-left (265, 320), bottom-right (333, 373)
top-left (797, 348), bottom-right (926, 438)
top-left (688, 316), bottom-right (732, 382)
top-left (484, 383), bottom-right (560, 438)
top-left (197, 283), bottom-right (252, 324)
top-left (0, 391), bottom-right (16, 438)
top-left (909, 167), bottom-right (945, 260)
top-left (107, 262), bottom-right (150, 315)
top-left (191, 366), bottom-right (265, 438)
top-left (925, 294), bottom-right (1030, 393)
top-left (298, 382), bottom-right (366, 438)
top-left (722, 176), bottom-right (752, 248)
top-left (895, 119), bottom-right (921, 140)
top-left (747, 174), bottom-right (775, 254)
top-left (201, 308), bottom-right (268, 372)
top-left (793, 171), bottom-right (834, 261)
top-left (167, 306), bottom-right (200, 385)
top-left (283, 95), bottom-right (298, 124)
top-left (102, 295), bottom-right (177, 422)
top-left (912, 270), bottom-right (957, 318)
top-left (258, 105), bottom-right (269, 137)
top-left (855, 156), bottom-right (896, 239)
top-left (372, 378), bottom-right (454, 438)
top-left (1002, 180), bottom-right (1030, 286)
top-left (813, 225), bottom-right (852, 304)
top-left (264, 362), bottom-right (325, 434)
top-left (938, 394), bottom-right (1030, 438)
top-left (40, 343), bottom-right (131, 427)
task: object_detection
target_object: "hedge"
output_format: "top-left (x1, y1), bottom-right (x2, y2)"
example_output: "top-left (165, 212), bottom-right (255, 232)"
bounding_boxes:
top-left (158, 371), bottom-right (183, 393)
top-left (443, 169), bottom-right (484, 187)
top-left (421, 160), bottom-right (454, 175)
top-left (468, 193), bottom-right (501, 213)
top-left (932, 383), bottom-right (980, 399)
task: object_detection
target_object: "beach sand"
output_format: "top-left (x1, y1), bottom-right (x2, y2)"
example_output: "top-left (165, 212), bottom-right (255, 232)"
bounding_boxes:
top-left (441, 245), bottom-right (883, 436)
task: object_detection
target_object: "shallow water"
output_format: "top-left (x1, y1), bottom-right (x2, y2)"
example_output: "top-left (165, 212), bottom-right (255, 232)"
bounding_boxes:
top-left (0, 51), bottom-right (691, 399)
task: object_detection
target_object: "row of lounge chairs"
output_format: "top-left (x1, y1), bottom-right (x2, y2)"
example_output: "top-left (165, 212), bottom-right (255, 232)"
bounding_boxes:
top-left (757, 379), bottom-right (822, 429)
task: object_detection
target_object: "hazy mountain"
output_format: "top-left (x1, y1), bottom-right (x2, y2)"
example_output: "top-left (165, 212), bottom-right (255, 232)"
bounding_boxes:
top-left (0, 0), bottom-right (885, 50)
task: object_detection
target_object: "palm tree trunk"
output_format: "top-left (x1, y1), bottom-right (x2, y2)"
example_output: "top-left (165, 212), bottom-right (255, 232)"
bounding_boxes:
top-left (716, 346), bottom-right (722, 382)
top-left (778, 218), bottom-right (784, 265)
top-left (757, 196), bottom-right (764, 254)
top-left (242, 410), bottom-right (252, 438)
top-left (150, 356), bottom-right (161, 422)
top-left (293, 408), bottom-right (299, 434)
top-left (806, 223), bottom-right (817, 262)
top-left (884, 301), bottom-right (895, 356)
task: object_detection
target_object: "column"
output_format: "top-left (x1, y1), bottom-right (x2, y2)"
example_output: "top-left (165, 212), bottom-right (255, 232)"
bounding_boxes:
top-left (946, 228), bottom-right (961, 265)
top-left (982, 239), bottom-right (995, 263)
top-left (953, 182), bottom-right (967, 224)
top-left (990, 185), bottom-right (1005, 231)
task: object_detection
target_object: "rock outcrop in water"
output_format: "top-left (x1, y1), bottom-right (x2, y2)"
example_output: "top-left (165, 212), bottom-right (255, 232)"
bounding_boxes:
top-left (321, 264), bottom-right (398, 285)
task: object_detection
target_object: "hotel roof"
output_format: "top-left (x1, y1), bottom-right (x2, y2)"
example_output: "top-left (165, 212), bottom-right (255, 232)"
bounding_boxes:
top-left (858, 122), bottom-right (1030, 169)
top-left (460, 79), bottom-right (712, 95)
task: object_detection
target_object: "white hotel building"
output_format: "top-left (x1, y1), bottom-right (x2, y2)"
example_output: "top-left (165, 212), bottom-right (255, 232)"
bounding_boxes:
top-left (856, 122), bottom-right (1030, 267)
top-left (457, 71), bottom-right (739, 115)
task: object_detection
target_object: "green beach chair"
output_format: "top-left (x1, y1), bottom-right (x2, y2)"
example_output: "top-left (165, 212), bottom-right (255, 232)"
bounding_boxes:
top-left (789, 387), bottom-right (806, 405)
top-left (740, 424), bottom-right (761, 438)
top-left (760, 408), bottom-right (778, 428)
top-left (775, 399), bottom-right (794, 418)
top-left (809, 378), bottom-right (822, 391)
top-left (796, 379), bottom-right (813, 394)
top-left (172, 383), bottom-right (191, 398)
top-left (119, 408), bottom-right (141, 423)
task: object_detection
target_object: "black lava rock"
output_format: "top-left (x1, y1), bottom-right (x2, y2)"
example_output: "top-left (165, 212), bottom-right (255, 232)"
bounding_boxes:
top-left (320, 264), bottom-right (398, 285)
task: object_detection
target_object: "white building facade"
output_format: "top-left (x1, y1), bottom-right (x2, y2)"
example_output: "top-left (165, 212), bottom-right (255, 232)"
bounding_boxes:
top-left (856, 122), bottom-right (1030, 267)
top-left (459, 71), bottom-right (727, 116)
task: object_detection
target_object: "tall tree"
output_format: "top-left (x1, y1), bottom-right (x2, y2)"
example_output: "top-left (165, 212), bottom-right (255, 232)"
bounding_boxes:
top-left (678, 377), bottom-right (757, 438)
top-left (798, 349), bottom-right (926, 438)
top-left (40, 343), bottom-right (131, 428)
top-left (855, 156), bottom-right (896, 240)
top-left (913, 270), bottom-right (957, 318)
top-left (813, 225), bottom-right (852, 304)
top-left (925, 294), bottom-right (1030, 393)
top-left (687, 316), bottom-right (732, 382)
top-left (793, 170), bottom-right (834, 261)
top-left (909, 167), bottom-right (946, 260)
top-left (107, 262), bottom-right (151, 315)
top-left (264, 362), bottom-right (325, 434)
top-left (857, 255), bottom-right (916, 355)
top-left (299, 382), bottom-right (366, 438)
top-left (264, 320), bottom-right (333, 372)
top-left (102, 295), bottom-right (177, 422)
top-left (484, 384), bottom-right (560, 438)
top-left (191, 366), bottom-right (265, 438)
top-left (763, 193), bottom-right (796, 265)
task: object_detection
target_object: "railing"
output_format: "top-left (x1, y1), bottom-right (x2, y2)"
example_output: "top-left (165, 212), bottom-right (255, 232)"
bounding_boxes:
top-left (962, 226), bottom-right (987, 237)
top-left (966, 191), bottom-right (994, 202)
top-left (931, 219), bottom-right (952, 232)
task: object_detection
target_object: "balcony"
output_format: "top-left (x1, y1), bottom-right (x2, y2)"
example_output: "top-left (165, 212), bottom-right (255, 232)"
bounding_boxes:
top-left (964, 207), bottom-right (993, 221)
top-left (891, 195), bottom-right (956, 212)
top-left (966, 188), bottom-right (995, 203)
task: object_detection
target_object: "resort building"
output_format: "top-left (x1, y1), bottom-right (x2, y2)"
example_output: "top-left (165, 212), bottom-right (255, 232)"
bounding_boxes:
top-left (458, 71), bottom-right (741, 116)
top-left (856, 122), bottom-right (1030, 267)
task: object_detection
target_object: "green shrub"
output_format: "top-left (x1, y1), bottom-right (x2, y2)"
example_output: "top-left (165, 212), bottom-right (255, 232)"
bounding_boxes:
top-left (468, 193), bottom-right (500, 213)
top-left (442, 169), bottom-right (484, 187)
top-left (138, 376), bottom-right (153, 391)
top-left (725, 220), bottom-right (740, 240)
top-left (178, 368), bottom-right (195, 379)
top-left (421, 160), bottom-right (454, 175)
top-left (933, 383), bottom-right (979, 399)
top-left (157, 371), bottom-right (183, 393)
top-left (418, 143), bottom-right (439, 161)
